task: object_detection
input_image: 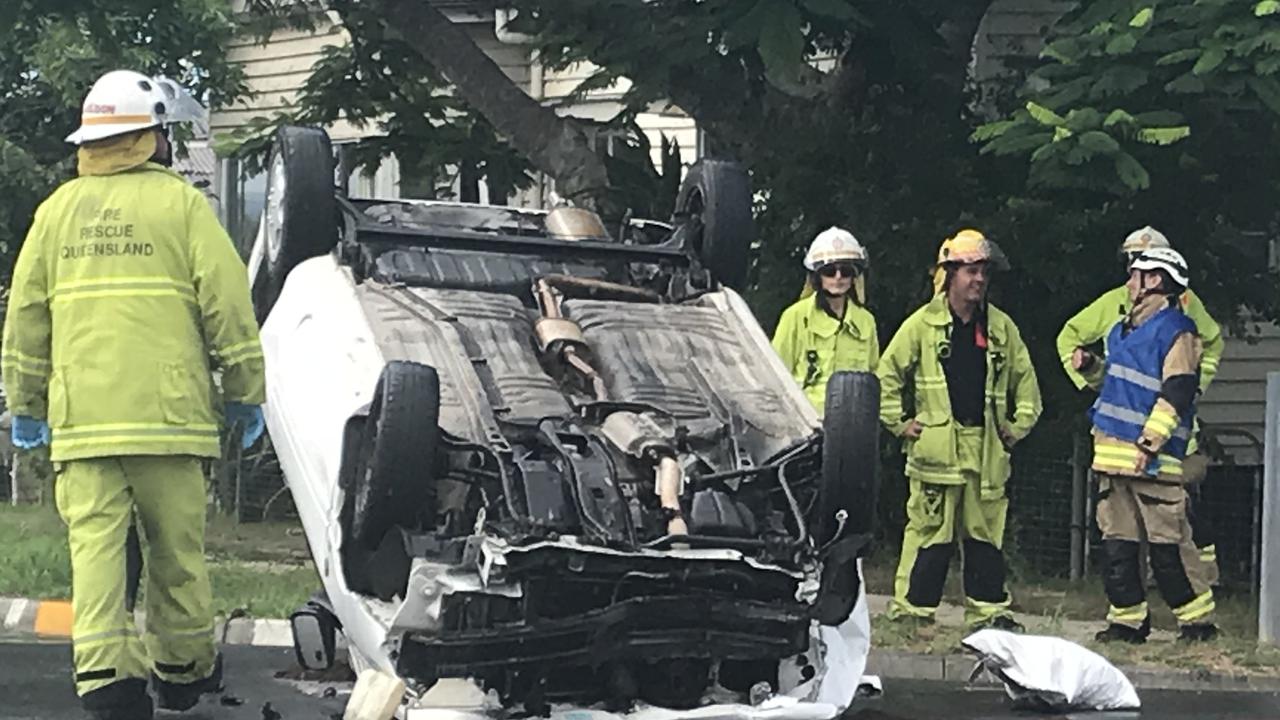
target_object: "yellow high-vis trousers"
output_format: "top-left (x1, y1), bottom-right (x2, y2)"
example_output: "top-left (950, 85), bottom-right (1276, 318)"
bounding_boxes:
top-left (55, 456), bottom-right (216, 697)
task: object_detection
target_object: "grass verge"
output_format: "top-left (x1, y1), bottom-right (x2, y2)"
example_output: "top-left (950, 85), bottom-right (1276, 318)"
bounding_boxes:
top-left (0, 503), bottom-right (316, 620)
top-left (860, 546), bottom-right (1280, 673)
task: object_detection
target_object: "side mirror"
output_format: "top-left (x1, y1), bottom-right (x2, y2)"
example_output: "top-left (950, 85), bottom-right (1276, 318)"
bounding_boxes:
top-left (290, 605), bottom-right (337, 671)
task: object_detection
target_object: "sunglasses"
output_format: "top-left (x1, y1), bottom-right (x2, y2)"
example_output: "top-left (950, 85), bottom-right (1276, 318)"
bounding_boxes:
top-left (819, 263), bottom-right (859, 279)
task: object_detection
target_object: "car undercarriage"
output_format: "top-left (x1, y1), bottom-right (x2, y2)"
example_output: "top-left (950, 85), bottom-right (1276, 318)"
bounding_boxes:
top-left (252, 126), bottom-right (880, 716)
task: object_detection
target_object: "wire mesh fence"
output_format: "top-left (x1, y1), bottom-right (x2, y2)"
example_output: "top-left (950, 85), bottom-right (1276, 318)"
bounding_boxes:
top-left (875, 430), bottom-right (1266, 592)
top-left (1006, 456), bottom-right (1077, 578)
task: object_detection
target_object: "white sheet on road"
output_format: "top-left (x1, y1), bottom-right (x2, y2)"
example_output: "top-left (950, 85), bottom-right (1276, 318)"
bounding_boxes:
top-left (961, 629), bottom-right (1141, 711)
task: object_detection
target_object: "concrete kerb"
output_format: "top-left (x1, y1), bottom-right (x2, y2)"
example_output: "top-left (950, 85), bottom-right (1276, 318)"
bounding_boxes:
top-left (0, 597), bottom-right (293, 647)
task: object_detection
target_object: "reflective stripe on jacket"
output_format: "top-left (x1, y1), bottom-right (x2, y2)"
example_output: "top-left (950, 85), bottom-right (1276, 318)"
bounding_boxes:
top-left (1, 163), bottom-right (265, 461)
top-left (772, 295), bottom-right (879, 416)
top-left (876, 294), bottom-right (1042, 489)
top-left (1091, 307), bottom-right (1197, 458)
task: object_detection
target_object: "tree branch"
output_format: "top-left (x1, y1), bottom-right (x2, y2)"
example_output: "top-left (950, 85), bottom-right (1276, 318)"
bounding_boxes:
top-left (368, 0), bottom-right (611, 208)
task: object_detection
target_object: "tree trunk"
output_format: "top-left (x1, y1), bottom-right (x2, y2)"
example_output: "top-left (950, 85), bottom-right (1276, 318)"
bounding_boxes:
top-left (370, 0), bottom-right (613, 213)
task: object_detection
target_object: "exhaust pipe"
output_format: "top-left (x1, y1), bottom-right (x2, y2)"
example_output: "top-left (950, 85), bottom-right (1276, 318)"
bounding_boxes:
top-left (534, 278), bottom-right (608, 401)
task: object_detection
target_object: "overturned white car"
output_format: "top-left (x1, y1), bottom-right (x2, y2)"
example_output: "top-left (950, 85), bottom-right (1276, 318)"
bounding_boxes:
top-left (249, 126), bottom-right (880, 717)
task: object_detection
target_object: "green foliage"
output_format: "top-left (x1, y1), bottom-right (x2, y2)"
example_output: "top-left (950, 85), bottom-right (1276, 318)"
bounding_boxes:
top-left (979, 0), bottom-right (1280, 199)
top-left (0, 0), bottom-right (248, 281)
top-left (974, 0), bottom-right (1280, 334)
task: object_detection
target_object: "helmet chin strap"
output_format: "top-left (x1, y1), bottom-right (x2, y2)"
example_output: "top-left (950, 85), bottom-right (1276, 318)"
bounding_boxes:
top-left (1131, 272), bottom-right (1175, 308)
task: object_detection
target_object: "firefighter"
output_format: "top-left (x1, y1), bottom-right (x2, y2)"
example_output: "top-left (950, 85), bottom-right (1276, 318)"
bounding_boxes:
top-left (1073, 248), bottom-right (1218, 643)
top-left (2, 70), bottom-right (266, 719)
top-left (772, 226), bottom-right (878, 415)
top-left (878, 230), bottom-right (1042, 628)
top-left (1057, 226), bottom-right (1222, 584)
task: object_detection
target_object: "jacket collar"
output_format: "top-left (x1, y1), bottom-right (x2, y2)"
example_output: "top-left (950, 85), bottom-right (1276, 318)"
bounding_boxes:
top-left (922, 293), bottom-right (1007, 345)
top-left (804, 295), bottom-right (867, 338)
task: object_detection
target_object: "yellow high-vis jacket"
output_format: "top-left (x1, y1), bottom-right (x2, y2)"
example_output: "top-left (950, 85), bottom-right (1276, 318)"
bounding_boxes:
top-left (877, 294), bottom-right (1042, 493)
top-left (772, 295), bottom-right (879, 416)
top-left (2, 163), bottom-right (265, 461)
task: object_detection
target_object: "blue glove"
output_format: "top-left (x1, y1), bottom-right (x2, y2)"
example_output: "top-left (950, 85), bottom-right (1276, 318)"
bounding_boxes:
top-left (12, 416), bottom-right (51, 450)
top-left (225, 403), bottom-right (266, 450)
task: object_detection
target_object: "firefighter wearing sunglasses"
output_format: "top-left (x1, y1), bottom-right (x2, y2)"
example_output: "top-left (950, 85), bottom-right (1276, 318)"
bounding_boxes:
top-left (771, 226), bottom-right (878, 416)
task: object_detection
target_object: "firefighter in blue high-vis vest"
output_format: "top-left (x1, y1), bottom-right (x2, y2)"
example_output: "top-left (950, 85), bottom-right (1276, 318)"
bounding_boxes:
top-left (1072, 248), bottom-right (1218, 643)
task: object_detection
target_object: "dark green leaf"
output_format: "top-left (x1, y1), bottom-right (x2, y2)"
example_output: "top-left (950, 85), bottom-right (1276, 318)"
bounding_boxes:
top-left (1114, 151), bottom-right (1151, 190)
top-left (1193, 46), bottom-right (1227, 74)
top-left (1106, 33), bottom-right (1139, 55)
top-left (1165, 73), bottom-right (1207, 93)
top-left (1156, 48), bottom-right (1202, 66)
top-left (757, 2), bottom-right (805, 78)
top-left (1077, 130), bottom-right (1122, 154)
top-left (1248, 76), bottom-right (1280, 114)
top-left (970, 120), bottom-right (1016, 142)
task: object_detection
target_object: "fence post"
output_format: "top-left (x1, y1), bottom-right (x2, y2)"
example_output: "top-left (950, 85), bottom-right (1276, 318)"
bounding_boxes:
top-left (1070, 433), bottom-right (1087, 582)
top-left (1259, 373), bottom-right (1280, 644)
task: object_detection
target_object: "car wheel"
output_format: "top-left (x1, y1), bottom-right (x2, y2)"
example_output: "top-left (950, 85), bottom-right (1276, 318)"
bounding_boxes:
top-left (256, 125), bottom-right (338, 323)
top-left (673, 159), bottom-right (754, 289)
top-left (350, 361), bottom-right (441, 549)
top-left (818, 371), bottom-right (880, 544)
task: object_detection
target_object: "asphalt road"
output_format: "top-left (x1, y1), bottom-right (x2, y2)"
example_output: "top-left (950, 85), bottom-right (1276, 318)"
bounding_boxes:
top-left (0, 640), bottom-right (347, 720)
top-left (849, 680), bottom-right (1280, 719)
top-left (2, 641), bottom-right (1278, 720)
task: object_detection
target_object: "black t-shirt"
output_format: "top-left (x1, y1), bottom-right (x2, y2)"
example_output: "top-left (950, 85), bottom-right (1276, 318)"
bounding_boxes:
top-left (945, 307), bottom-right (987, 427)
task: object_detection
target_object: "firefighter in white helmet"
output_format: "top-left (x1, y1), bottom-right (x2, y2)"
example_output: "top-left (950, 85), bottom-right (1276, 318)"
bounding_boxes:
top-left (1072, 248), bottom-right (1218, 643)
top-left (1057, 226), bottom-right (1223, 585)
top-left (771, 226), bottom-right (879, 416)
top-left (2, 70), bottom-right (264, 719)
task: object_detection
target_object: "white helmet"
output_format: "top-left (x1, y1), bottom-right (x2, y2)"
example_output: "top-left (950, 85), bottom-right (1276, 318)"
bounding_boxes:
top-left (66, 70), bottom-right (207, 145)
top-left (1120, 225), bottom-right (1171, 257)
top-left (1130, 247), bottom-right (1190, 290)
top-left (803, 226), bottom-right (868, 271)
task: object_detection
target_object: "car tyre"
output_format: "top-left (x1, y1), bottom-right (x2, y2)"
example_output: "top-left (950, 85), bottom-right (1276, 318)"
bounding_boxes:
top-left (350, 361), bottom-right (441, 549)
top-left (673, 159), bottom-right (754, 289)
top-left (818, 371), bottom-right (880, 544)
top-left (256, 125), bottom-right (338, 322)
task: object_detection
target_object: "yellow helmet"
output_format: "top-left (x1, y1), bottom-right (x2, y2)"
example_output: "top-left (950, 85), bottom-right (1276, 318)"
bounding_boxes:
top-left (932, 229), bottom-right (1009, 294)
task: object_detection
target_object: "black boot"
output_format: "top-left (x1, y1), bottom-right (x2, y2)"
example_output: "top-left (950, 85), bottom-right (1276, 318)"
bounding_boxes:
top-left (987, 615), bottom-right (1025, 633)
top-left (1094, 615), bottom-right (1151, 644)
top-left (1178, 623), bottom-right (1219, 642)
top-left (153, 653), bottom-right (223, 711)
top-left (83, 678), bottom-right (153, 720)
